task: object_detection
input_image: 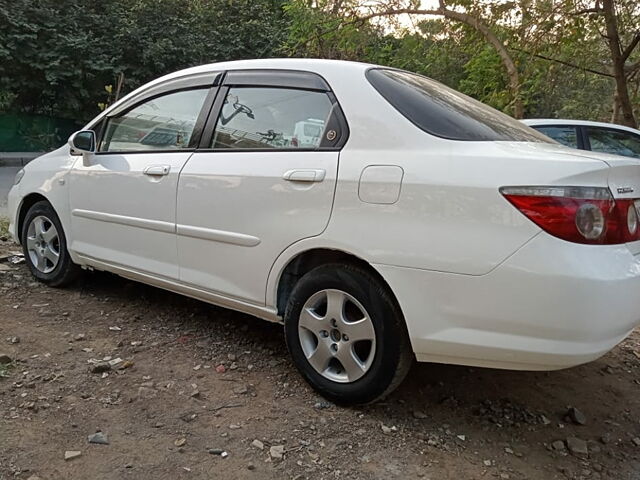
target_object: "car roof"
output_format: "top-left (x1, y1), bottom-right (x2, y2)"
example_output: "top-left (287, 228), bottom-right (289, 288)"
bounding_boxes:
top-left (90, 59), bottom-right (379, 128)
top-left (522, 118), bottom-right (640, 135)
top-left (100, 58), bottom-right (376, 114)
top-left (152, 58), bottom-right (376, 84)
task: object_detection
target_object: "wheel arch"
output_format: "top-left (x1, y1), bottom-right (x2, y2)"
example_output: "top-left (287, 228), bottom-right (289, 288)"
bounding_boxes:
top-left (16, 192), bottom-right (51, 241)
top-left (273, 247), bottom-right (405, 321)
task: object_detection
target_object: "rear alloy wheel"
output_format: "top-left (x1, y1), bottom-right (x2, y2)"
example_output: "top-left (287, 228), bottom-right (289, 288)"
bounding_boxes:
top-left (298, 289), bottom-right (376, 383)
top-left (21, 201), bottom-right (80, 287)
top-left (285, 263), bottom-right (413, 405)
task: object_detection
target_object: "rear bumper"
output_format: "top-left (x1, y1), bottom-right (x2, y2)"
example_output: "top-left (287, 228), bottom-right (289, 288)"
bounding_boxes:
top-left (376, 232), bottom-right (640, 370)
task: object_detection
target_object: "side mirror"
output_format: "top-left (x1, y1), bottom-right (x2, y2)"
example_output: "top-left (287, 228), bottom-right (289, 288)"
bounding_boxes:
top-left (68, 130), bottom-right (96, 155)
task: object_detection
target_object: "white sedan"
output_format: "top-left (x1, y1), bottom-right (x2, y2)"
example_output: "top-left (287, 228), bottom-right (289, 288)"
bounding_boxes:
top-left (8, 59), bottom-right (640, 404)
top-left (523, 118), bottom-right (640, 159)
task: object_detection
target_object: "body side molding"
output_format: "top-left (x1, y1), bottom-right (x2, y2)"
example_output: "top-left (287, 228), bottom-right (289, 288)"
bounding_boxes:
top-left (176, 224), bottom-right (261, 247)
top-left (71, 209), bottom-right (175, 233)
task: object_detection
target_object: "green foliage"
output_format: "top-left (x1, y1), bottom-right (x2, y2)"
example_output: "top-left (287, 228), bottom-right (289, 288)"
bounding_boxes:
top-left (0, 91), bottom-right (17, 112)
top-left (1, 0), bottom-right (638, 124)
top-left (0, 217), bottom-right (8, 237)
top-left (282, 0), bottom-right (388, 59)
top-left (458, 47), bottom-right (509, 110)
top-left (373, 22), bottom-right (473, 90)
top-left (519, 55), bottom-right (615, 121)
top-left (282, 0), bottom-right (639, 122)
top-left (0, 0), bottom-right (287, 121)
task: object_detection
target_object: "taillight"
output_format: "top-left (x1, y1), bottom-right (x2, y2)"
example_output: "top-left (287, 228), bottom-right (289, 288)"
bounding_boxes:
top-left (500, 186), bottom-right (640, 245)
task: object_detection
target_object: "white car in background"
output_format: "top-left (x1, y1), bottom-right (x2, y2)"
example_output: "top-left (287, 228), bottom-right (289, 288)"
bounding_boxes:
top-left (8, 59), bottom-right (640, 404)
top-left (523, 118), bottom-right (640, 159)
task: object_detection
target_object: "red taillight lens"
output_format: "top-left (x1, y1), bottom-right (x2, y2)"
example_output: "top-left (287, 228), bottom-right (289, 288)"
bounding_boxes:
top-left (501, 186), bottom-right (640, 245)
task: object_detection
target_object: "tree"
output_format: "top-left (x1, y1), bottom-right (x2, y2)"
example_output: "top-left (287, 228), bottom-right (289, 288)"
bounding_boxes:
top-left (579, 0), bottom-right (639, 126)
top-left (517, 0), bottom-right (639, 126)
top-left (285, 0), bottom-right (640, 124)
top-left (285, 0), bottom-right (526, 117)
top-left (0, 0), bottom-right (287, 121)
top-left (3, 0), bottom-right (638, 126)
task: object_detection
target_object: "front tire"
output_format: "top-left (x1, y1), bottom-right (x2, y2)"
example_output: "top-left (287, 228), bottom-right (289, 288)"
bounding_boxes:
top-left (21, 201), bottom-right (80, 287)
top-left (284, 263), bottom-right (413, 405)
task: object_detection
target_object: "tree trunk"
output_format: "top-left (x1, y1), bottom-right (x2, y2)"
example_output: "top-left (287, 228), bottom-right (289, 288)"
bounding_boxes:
top-left (611, 91), bottom-right (621, 123)
top-left (602, 0), bottom-right (637, 127)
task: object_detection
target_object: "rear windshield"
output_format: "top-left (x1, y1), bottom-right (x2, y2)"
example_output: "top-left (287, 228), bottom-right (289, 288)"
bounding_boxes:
top-left (366, 68), bottom-right (553, 142)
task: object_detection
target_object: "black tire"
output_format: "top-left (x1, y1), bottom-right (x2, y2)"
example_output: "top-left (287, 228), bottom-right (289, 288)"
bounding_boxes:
top-left (20, 201), bottom-right (81, 287)
top-left (284, 263), bottom-right (413, 405)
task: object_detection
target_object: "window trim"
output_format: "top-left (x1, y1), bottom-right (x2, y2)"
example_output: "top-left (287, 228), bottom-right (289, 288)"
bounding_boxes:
top-left (577, 126), bottom-right (589, 151)
top-left (223, 69), bottom-right (330, 91)
top-left (197, 70), bottom-right (349, 152)
top-left (105, 72), bottom-right (222, 119)
top-left (92, 72), bottom-right (221, 155)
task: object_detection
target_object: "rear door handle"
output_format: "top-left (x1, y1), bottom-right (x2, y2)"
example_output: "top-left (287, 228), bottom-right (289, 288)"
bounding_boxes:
top-left (282, 169), bottom-right (326, 183)
top-left (144, 165), bottom-right (171, 176)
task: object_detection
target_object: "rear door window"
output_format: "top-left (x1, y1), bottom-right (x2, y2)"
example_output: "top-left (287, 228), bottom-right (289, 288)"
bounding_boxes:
top-left (211, 87), bottom-right (333, 149)
top-left (366, 68), bottom-right (552, 142)
top-left (586, 127), bottom-right (640, 159)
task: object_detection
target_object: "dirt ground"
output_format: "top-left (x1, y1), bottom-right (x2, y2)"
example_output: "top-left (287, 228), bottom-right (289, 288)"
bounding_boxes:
top-left (1, 240), bottom-right (639, 480)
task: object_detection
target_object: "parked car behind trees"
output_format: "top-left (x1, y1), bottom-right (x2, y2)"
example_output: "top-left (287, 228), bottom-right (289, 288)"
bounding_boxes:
top-left (523, 119), bottom-right (640, 159)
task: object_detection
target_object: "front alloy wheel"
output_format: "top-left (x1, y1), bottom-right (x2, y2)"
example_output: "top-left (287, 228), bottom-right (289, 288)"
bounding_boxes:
top-left (21, 201), bottom-right (80, 287)
top-left (25, 215), bottom-right (61, 274)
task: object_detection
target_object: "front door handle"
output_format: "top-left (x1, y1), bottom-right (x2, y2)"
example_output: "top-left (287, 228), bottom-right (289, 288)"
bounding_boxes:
top-left (282, 169), bottom-right (326, 183)
top-left (144, 165), bottom-right (171, 176)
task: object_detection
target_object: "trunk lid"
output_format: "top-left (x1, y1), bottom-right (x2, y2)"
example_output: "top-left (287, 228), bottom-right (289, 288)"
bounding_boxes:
top-left (518, 142), bottom-right (640, 200)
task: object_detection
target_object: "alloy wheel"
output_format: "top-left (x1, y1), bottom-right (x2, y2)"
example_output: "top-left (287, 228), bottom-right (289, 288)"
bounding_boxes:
top-left (26, 215), bottom-right (60, 274)
top-left (298, 289), bottom-right (377, 383)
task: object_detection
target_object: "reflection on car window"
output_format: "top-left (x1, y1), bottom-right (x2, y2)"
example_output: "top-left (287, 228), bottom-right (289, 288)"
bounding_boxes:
top-left (587, 128), bottom-right (640, 159)
top-left (534, 126), bottom-right (578, 148)
top-left (212, 88), bottom-right (332, 149)
top-left (366, 68), bottom-right (553, 142)
top-left (100, 89), bottom-right (208, 152)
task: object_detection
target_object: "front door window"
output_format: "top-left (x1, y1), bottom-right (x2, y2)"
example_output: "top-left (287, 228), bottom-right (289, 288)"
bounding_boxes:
top-left (100, 89), bottom-right (209, 152)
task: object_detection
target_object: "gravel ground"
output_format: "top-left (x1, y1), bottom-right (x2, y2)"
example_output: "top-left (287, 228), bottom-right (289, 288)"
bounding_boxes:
top-left (1, 240), bottom-right (640, 480)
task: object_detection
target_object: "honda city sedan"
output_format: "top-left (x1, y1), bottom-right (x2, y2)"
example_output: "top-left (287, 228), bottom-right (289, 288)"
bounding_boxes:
top-left (9, 59), bottom-right (640, 404)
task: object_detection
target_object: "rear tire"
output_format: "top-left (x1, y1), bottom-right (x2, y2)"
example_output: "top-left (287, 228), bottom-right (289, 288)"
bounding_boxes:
top-left (21, 201), bottom-right (81, 287)
top-left (284, 263), bottom-right (413, 405)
